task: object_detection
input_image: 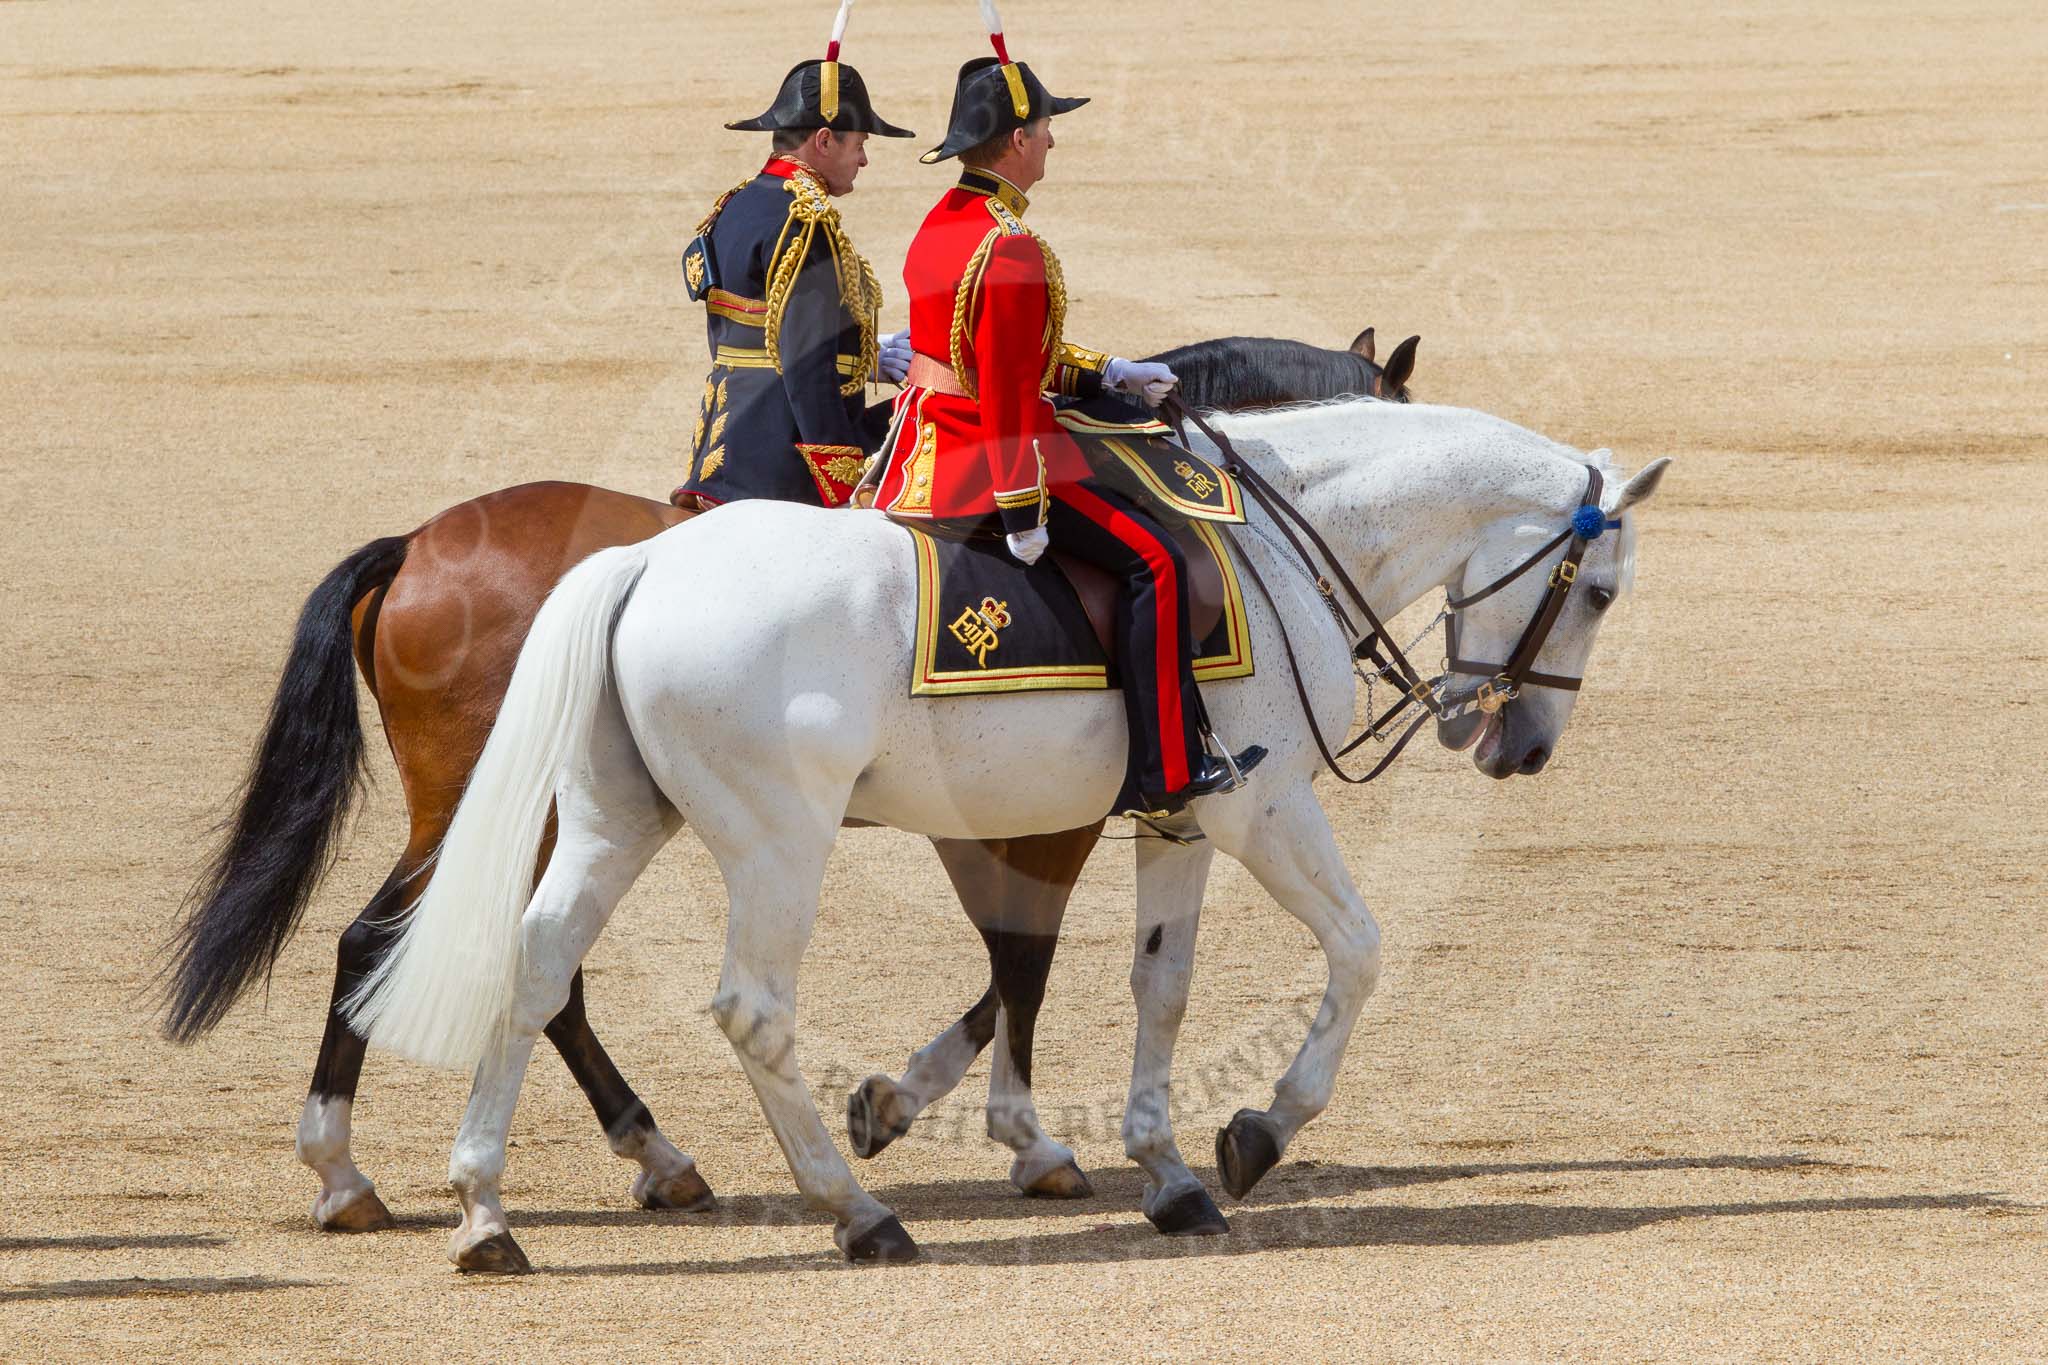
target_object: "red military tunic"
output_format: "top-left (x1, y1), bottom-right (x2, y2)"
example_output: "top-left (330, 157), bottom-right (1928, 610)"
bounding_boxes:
top-left (874, 167), bottom-right (1205, 799)
top-left (874, 169), bottom-right (1109, 532)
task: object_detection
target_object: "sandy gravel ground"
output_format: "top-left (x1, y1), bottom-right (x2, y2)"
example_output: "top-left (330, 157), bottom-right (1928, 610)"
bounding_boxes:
top-left (3, 1), bottom-right (2044, 1359)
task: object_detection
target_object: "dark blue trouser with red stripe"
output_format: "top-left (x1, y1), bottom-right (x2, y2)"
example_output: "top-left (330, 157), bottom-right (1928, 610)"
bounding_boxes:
top-left (1043, 479), bottom-right (1206, 798)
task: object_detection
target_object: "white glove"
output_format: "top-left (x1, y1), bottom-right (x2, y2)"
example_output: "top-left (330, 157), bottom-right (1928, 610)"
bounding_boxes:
top-left (1006, 527), bottom-right (1049, 565)
top-left (1103, 357), bottom-right (1179, 409)
top-left (876, 328), bottom-right (912, 384)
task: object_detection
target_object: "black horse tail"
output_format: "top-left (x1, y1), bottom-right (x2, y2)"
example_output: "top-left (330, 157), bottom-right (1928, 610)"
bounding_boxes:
top-left (160, 535), bottom-right (409, 1042)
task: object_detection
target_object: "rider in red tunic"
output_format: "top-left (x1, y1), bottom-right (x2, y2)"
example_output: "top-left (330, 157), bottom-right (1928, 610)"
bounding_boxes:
top-left (874, 34), bottom-right (1264, 809)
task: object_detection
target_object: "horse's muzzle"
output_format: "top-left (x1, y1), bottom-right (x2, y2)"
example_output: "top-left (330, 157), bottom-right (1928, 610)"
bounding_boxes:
top-left (1435, 692), bottom-right (1493, 753)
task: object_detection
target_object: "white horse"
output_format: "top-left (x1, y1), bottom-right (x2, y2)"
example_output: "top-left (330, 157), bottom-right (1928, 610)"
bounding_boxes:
top-left (346, 398), bottom-right (1670, 1269)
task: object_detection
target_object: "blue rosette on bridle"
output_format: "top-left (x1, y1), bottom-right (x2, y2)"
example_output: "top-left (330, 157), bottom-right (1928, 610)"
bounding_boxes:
top-left (1573, 504), bottom-right (1619, 539)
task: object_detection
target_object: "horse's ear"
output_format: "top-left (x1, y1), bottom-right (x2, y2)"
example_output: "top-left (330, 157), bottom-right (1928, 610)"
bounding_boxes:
top-left (1349, 327), bottom-right (1375, 362)
top-left (1383, 334), bottom-right (1420, 392)
top-left (1614, 457), bottom-right (1672, 513)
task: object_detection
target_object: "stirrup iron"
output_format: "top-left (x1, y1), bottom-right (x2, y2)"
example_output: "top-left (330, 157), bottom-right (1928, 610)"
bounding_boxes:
top-left (1202, 725), bottom-right (1249, 794)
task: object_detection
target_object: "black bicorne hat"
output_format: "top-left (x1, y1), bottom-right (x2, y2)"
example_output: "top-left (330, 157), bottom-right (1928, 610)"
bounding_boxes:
top-left (918, 56), bottom-right (1088, 164)
top-left (726, 58), bottom-right (915, 138)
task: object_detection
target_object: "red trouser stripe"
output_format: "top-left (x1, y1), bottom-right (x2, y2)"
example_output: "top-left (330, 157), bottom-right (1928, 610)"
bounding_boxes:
top-left (1057, 481), bottom-right (1190, 790)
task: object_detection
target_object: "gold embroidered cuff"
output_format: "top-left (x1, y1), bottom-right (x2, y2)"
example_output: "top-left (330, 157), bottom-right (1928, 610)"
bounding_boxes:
top-left (798, 443), bottom-right (869, 507)
top-left (993, 488), bottom-right (1044, 511)
top-left (1053, 342), bottom-right (1109, 374)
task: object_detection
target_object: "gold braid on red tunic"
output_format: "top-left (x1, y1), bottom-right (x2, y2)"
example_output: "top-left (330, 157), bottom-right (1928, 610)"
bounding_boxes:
top-left (949, 198), bottom-right (1069, 401)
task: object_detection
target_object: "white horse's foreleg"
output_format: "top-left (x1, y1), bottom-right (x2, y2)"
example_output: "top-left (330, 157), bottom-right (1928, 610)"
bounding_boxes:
top-left (1203, 781), bottom-right (1381, 1200)
top-left (1123, 835), bottom-right (1228, 1235)
top-left (711, 840), bottom-right (918, 1263)
top-left (445, 699), bottom-right (677, 1273)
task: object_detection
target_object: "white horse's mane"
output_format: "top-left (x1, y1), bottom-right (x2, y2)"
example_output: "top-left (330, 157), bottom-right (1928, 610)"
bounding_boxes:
top-left (1207, 395), bottom-right (1641, 591)
top-left (1210, 394), bottom-right (1614, 467)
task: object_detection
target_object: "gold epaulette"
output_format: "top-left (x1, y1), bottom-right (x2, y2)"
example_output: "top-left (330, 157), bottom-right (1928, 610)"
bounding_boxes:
top-left (762, 170), bottom-right (882, 397)
top-left (691, 173), bottom-right (755, 240)
top-left (949, 198), bottom-right (1069, 399)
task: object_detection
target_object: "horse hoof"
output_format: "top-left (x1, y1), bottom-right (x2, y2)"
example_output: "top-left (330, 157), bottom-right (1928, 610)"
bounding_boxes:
top-left (847, 1075), bottom-right (912, 1159)
top-left (313, 1186), bottom-right (395, 1233)
top-left (1215, 1109), bottom-right (1283, 1200)
top-left (1021, 1160), bottom-right (1095, 1200)
top-left (842, 1214), bottom-right (920, 1265)
top-left (453, 1230), bottom-right (533, 1275)
top-left (633, 1165), bottom-right (716, 1213)
top-left (1146, 1184), bottom-right (1229, 1237)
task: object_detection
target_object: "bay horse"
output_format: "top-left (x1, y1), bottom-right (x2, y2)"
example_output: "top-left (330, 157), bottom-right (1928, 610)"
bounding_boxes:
top-left (162, 331), bottom-right (1418, 1235)
top-left (345, 396), bottom-right (1671, 1268)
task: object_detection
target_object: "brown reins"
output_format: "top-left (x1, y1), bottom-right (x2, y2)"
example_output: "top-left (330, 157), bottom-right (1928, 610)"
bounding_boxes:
top-left (1160, 395), bottom-right (1617, 784)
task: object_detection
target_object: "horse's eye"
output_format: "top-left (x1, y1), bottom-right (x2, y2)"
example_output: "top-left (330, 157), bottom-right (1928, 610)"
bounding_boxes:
top-left (1588, 586), bottom-right (1615, 612)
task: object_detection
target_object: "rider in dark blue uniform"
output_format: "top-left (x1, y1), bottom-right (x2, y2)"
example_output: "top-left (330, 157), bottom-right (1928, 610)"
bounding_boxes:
top-left (675, 51), bottom-right (915, 509)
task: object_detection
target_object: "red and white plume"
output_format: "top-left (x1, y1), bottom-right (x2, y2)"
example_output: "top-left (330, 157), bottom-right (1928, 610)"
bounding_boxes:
top-left (979, 0), bottom-right (1012, 63)
top-left (978, 0), bottom-right (1030, 115)
top-left (826, 0), bottom-right (854, 62)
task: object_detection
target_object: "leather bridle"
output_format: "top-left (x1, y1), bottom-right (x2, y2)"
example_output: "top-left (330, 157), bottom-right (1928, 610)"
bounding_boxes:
top-left (1441, 464), bottom-right (1614, 720)
top-left (1161, 396), bottom-right (1619, 785)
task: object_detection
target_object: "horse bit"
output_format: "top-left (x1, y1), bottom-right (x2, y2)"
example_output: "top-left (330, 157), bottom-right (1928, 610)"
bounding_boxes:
top-left (1161, 397), bottom-right (1621, 785)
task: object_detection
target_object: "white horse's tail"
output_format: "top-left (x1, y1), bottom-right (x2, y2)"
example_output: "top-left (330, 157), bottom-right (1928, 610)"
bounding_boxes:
top-left (342, 542), bottom-right (651, 1072)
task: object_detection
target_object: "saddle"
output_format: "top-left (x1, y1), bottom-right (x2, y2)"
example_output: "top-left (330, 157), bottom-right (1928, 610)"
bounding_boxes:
top-left (888, 406), bottom-right (1255, 698)
top-left (906, 512), bottom-right (1227, 659)
top-left (1056, 403), bottom-right (1247, 650)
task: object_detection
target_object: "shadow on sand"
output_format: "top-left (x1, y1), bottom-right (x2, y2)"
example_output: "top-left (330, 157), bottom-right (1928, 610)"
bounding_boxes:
top-left (0, 1274), bottom-right (319, 1304)
top-left (0, 1233), bottom-right (231, 1254)
top-left (478, 1153), bottom-right (1855, 1236)
top-left (498, 1154), bottom-right (2018, 1277)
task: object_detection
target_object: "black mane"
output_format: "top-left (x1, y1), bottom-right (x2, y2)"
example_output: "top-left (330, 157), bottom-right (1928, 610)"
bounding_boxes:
top-left (1144, 336), bottom-right (1381, 412)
